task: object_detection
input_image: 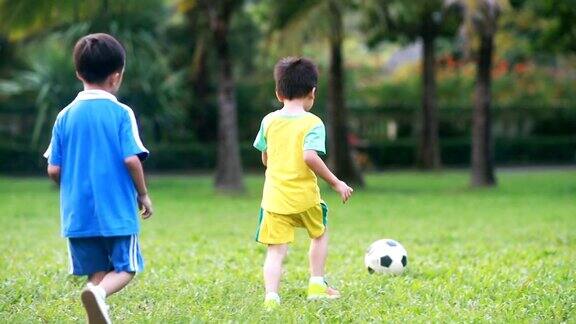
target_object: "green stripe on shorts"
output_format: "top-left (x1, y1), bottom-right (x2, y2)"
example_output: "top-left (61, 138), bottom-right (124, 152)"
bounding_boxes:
top-left (254, 208), bottom-right (264, 242)
top-left (321, 202), bottom-right (328, 226)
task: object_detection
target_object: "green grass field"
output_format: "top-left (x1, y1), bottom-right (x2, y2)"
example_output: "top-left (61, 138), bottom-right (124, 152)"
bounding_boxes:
top-left (1, 170), bottom-right (575, 322)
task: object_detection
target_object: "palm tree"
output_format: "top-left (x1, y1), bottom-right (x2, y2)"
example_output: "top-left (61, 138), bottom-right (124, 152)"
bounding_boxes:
top-left (0, 0), bottom-right (161, 41)
top-left (418, 1), bottom-right (443, 170)
top-left (266, 0), bottom-right (365, 187)
top-left (199, 0), bottom-right (246, 192)
top-left (0, 0), bottom-right (183, 147)
top-left (468, 0), bottom-right (500, 187)
top-left (362, 0), bottom-right (461, 170)
top-left (0, 0), bottom-right (79, 40)
top-left (325, 0), bottom-right (365, 186)
top-left (455, 0), bottom-right (501, 187)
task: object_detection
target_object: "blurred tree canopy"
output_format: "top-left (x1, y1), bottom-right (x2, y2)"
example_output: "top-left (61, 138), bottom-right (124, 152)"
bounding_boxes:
top-left (510, 0), bottom-right (576, 54)
top-left (0, 0), bottom-right (574, 176)
top-left (0, 0), bottom-right (187, 147)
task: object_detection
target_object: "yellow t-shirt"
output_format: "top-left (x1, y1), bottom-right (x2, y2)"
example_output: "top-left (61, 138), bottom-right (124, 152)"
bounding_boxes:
top-left (253, 111), bottom-right (326, 214)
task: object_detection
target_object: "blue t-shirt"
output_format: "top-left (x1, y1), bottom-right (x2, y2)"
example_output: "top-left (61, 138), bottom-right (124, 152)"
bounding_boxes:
top-left (44, 90), bottom-right (149, 238)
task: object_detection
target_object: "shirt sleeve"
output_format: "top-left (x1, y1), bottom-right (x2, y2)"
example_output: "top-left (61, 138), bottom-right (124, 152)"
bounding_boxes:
top-left (253, 120), bottom-right (267, 152)
top-left (303, 122), bottom-right (326, 155)
top-left (43, 119), bottom-right (62, 166)
top-left (120, 108), bottom-right (149, 161)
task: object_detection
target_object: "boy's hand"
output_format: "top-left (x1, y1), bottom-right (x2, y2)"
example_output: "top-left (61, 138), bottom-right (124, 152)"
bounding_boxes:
top-left (138, 194), bottom-right (154, 219)
top-left (302, 150), bottom-right (353, 203)
top-left (332, 180), bottom-right (353, 203)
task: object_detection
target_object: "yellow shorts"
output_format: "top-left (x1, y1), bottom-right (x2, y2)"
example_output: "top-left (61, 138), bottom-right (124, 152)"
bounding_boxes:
top-left (254, 203), bottom-right (328, 244)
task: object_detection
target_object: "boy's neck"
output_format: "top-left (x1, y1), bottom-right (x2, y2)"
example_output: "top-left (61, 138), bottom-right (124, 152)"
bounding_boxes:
top-left (281, 100), bottom-right (307, 114)
top-left (83, 83), bottom-right (116, 95)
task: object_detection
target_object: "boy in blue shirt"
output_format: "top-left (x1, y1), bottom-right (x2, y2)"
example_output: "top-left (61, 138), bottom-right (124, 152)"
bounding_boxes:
top-left (44, 33), bottom-right (153, 324)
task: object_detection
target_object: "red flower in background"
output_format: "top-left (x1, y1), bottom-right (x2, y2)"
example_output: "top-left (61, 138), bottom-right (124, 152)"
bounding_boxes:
top-left (514, 62), bottom-right (529, 74)
top-left (493, 60), bottom-right (509, 78)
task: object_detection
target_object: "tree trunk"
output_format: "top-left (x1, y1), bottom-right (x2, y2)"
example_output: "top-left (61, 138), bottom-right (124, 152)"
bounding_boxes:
top-left (327, 0), bottom-right (364, 187)
top-left (211, 5), bottom-right (245, 192)
top-left (471, 33), bottom-right (496, 187)
top-left (100, 0), bottom-right (109, 17)
top-left (417, 24), bottom-right (441, 170)
top-left (191, 36), bottom-right (210, 97)
top-left (189, 31), bottom-right (214, 142)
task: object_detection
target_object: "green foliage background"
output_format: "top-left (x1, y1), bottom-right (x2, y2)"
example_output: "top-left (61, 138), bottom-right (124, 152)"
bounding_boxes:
top-left (0, 0), bottom-right (575, 171)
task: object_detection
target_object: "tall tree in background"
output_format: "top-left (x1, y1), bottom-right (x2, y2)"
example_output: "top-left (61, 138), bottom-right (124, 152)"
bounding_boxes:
top-left (326, 0), bottom-right (365, 186)
top-left (417, 1), bottom-right (443, 170)
top-left (200, 0), bottom-right (245, 192)
top-left (176, 1), bottom-right (215, 142)
top-left (362, 0), bottom-right (461, 170)
top-left (267, 0), bottom-right (365, 187)
top-left (467, 0), bottom-right (500, 187)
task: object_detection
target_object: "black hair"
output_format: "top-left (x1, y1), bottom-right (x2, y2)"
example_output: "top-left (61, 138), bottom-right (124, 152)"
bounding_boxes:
top-left (73, 33), bottom-right (125, 84)
top-left (274, 57), bottom-right (318, 100)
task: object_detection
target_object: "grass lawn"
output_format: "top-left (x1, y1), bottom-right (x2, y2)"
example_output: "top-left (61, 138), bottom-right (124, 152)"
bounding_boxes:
top-left (1, 169), bottom-right (575, 322)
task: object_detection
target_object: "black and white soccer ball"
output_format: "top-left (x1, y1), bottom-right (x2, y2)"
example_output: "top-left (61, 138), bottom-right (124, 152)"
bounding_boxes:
top-left (365, 239), bottom-right (408, 275)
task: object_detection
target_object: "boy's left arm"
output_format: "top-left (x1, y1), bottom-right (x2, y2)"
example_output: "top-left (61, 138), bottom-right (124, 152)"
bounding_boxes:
top-left (261, 152), bottom-right (268, 167)
top-left (119, 109), bottom-right (152, 218)
top-left (125, 156), bottom-right (153, 219)
top-left (47, 165), bottom-right (61, 185)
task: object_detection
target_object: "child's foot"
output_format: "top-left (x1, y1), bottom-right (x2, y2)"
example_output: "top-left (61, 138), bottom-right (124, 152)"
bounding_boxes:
top-left (263, 292), bottom-right (280, 311)
top-left (307, 282), bottom-right (341, 300)
top-left (263, 298), bottom-right (280, 311)
top-left (81, 284), bottom-right (111, 324)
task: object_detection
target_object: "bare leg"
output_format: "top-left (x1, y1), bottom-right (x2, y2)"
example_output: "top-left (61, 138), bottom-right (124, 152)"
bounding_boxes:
top-left (88, 271), bottom-right (107, 285)
top-left (263, 244), bottom-right (288, 294)
top-left (309, 229), bottom-right (329, 277)
top-left (96, 271), bottom-right (135, 297)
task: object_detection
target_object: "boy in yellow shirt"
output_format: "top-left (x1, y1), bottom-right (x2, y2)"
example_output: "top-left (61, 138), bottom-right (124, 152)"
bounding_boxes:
top-left (253, 57), bottom-right (353, 308)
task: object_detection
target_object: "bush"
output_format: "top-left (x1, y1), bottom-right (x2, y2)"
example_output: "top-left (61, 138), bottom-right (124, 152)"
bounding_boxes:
top-left (145, 144), bottom-right (215, 170)
top-left (495, 137), bottom-right (576, 164)
top-left (0, 143), bottom-right (46, 174)
top-left (363, 136), bottom-right (576, 168)
top-left (2, 137), bottom-right (574, 175)
top-left (0, 142), bottom-right (266, 175)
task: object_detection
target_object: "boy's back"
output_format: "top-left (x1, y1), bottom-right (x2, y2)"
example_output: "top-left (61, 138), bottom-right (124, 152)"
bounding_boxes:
top-left (255, 111), bottom-right (325, 214)
top-left (45, 33), bottom-right (153, 323)
top-left (46, 89), bottom-right (149, 237)
top-left (253, 57), bottom-right (352, 308)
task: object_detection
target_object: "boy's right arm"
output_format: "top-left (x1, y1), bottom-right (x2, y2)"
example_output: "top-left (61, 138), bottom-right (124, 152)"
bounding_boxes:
top-left (124, 156), bottom-right (153, 219)
top-left (304, 150), bottom-right (353, 203)
top-left (44, 118), bottom-right (62, 186)
top-left (254, 118), bottom-right (268, 166)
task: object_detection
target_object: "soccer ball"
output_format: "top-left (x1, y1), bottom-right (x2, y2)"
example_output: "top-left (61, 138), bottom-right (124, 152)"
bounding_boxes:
top-left (365, 239), bottom-right (408, 275)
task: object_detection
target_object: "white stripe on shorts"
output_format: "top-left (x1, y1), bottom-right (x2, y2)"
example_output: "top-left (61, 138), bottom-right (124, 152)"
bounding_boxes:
top-left (129, 235), bottom-right (135, 272)
top-left (134, 236), bottom-right (139, 272)
top-left (67, 240), bottom-right (74, 274)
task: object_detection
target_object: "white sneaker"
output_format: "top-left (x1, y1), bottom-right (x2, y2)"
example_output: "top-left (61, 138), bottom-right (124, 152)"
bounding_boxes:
top-left (81, 284), bottom-right (111, 324)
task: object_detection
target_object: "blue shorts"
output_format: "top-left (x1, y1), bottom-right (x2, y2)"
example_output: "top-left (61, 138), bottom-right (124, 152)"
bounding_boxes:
top-left (67, 235), bottom-right (144, 276)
